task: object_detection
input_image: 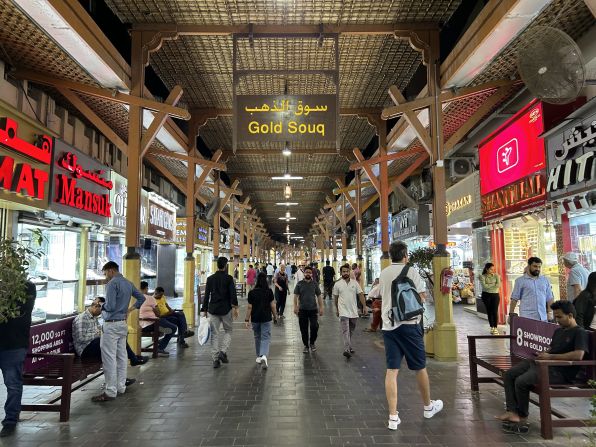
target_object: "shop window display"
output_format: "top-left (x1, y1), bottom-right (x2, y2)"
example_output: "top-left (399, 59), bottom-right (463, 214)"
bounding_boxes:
top-left (18, 224), bottom-right (80, 319)
top-left (140, 238), bottom-right (157, 290)
top-left (569, 212), bottom-right (596, 272)
top-left (86, 232), bottom-right (109, 305)
top-left (503, 219), bottom-right (560, 301)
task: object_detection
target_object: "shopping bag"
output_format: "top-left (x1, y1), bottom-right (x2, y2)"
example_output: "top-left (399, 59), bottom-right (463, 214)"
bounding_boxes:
top-left (197, 315), bottom-right (210, 345)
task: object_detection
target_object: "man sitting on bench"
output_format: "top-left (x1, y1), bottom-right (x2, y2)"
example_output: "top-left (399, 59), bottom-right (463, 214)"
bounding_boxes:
top-left (153, 287), bottom-right (194, 348)
top-left (496, 301), bottom-right (588, 431)
top-left (73, 297), bottom-right (149, 367)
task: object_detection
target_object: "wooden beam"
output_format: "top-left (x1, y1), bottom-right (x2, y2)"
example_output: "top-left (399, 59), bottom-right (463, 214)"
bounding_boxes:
top-left (219, 180), bottom-right (241, 213)
top-left (228, 172), bottom-right (344, 178)
top-left (349, 147), bottom-right (427, 171)
top-left (225, 148), bottom-right (352, 157)
top-left (15, 69), bottom-right (190, 120)
top-left (353, 148), bottom-right (380, 194)
top-left (388, 85), bottom-right (432, 156)
top-left (443, 85), bottom-right (512, 155)
top-left (56, 87), bottom-right (128, 155)
top-left (146, 154), bottom-right (186, 193)
top-left (140, 85), bottom-right (184, 157)
top-left (333, 179), bottom-right (356, 209)
top-left (147, 148), bottom-right (227, 170)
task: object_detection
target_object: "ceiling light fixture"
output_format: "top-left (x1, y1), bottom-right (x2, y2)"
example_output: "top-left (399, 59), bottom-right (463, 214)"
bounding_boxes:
top-left (285, 210), bottom-right (291, 218)
top-left (275, 202), bottom-right (298, 206)
top-left (278, 217), bottom-right (297, 221)
top-left (282, 143), bottom-right (292, 156)
top-left (272, 158), bottom-right (303, 180)
top-left (284, 184), bottom-right (292, 199)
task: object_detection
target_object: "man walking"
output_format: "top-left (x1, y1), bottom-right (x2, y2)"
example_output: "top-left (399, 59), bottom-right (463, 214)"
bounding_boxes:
top-left (0, 281), bottom-right (35, 438)
top-left (202, 257), bottom-right (239, 368)
top-left (509, 257), bottom-right (554, 323)
top-left (92, 262), bottom-right (145, 402)
top-left (380, 242), bottom-right (442, 430)
top-left (294, 266), bottom-right (323, 353)
top-left (497, 301), bottom-right (588, 432)
top-left (562, 252), bottom-right (589, 301)
top-left (333, 264), bottom-right (367, 358)
top-left (266, 263), bottom-right (275, 286)
top-left (322, 260), bottom-right (336, 300)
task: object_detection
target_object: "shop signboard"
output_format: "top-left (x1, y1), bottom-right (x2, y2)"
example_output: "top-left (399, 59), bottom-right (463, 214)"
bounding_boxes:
top-left (511, 316), bottom-right (557, 359)
top-left (546, 108), bottom-right (596, 200)
top-left (479, 101), bottom-right (546, 196)
top-left (148, 194), bottom-right (176, 241)
top-left (363, 225), bottom-right (377, 248)
top-left (0, 117), bottom-right (52, 209)
top-left (109, 172), bottom-right (148, 233)
top-left (175, 217), bottom-right (210, 246)
top-left (50, 139), bottom-right (112, 224)
top-left (446, 171), bottom-right (482, 226)
top-left (236, 95), bottom-right (337, 143)
top-left (481, 172), bottom-right (546, 220)
top-left (392, 205), bottom-right (431, 241)
top-left (375, 214), bottom-right (393, 245)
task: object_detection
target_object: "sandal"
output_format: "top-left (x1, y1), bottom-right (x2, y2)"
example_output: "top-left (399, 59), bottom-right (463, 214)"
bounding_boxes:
top-left (91, 392), bottom-right (115, 402)
top-left (502, 422), bottom-right (529, 434)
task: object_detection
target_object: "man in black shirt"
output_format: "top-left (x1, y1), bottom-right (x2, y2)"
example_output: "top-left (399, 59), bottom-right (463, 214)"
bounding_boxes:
top-left (322, 260), bottom-right (336, 300)
top-left (0, 281), bottom-right (36, 438)
top-left (201, 257), bottom-right (239, 368)
top-left (497, 301), bottom-right (589, 428)
top-left (294, 266), bottom-right (323, 353)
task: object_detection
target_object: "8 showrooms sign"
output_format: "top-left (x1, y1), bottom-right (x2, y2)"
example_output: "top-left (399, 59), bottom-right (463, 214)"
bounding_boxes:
top-left (50, 139), bottom-right (113, 224)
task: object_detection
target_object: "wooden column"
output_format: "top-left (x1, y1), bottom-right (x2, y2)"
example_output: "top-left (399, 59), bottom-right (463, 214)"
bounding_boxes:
top-left (355, 172), bottom-right (365, 288)
top-left (228, 199), bottom-right (235, 276)
top-left (377, 121), bottom-right (391, 269)
top-left (238, 213), bottom-right (245, 284)
top-left (212, 171), bottom-right (220, 273)
top-left (341, 196), bottom-right (348, 262)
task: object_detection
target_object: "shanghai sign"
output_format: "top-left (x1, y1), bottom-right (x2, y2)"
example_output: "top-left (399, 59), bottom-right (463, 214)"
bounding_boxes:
top-left (236, 95), bottom-right (336, 143)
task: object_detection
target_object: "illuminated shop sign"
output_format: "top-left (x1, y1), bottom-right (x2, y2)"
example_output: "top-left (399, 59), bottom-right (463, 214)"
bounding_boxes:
top-left (481, 172), bottom-right (546, 220)
top-left (479, 102), bottom-right (546, 195)
top-left (446, 195), bottom-right (471, 216)
top-left (0, 117), bottom-right (52, 206)
top-left (445, 172), bottom-right (482, 226)
top-left (236, 95), bottom-right (337, 143)
top-left (148, 193), bottom-right (176, 241)
top-left (175, 218), bottom-right (209, 246)
top-left (51, 140), bottom-right (112, 223)
top-left (546, 108), bottom-right (596, 200)
top-left (109, 172), bottom-right (148, 232)
top-left (391, 205), bottom-right (431, 241)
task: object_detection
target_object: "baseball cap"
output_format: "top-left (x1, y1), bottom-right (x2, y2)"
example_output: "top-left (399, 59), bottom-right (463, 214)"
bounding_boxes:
top-left (562, 252), bottom-right (578, 263)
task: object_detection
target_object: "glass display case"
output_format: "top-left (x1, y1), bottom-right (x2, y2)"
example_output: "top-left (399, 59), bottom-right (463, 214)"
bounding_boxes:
top-left (18, 223), bottom-right (80, 320)
top-left (175, 247), bottom-right (185, 295)
top-left (85, 232), bottom-right (109, 306)
top-left (569, 211), bottom-right (596, 272)
top-left (140, 238), bottom-right (158, 290)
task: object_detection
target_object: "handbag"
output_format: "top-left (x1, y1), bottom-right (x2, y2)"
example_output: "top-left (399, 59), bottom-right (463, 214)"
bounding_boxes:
top-left (197, 315), bottom-right (210, 345)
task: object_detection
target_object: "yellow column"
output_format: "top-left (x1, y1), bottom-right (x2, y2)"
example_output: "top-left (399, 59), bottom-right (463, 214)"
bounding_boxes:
top-left (183, 255), bottom-right (195, 327)
top-left (124, 257), bottom-right (141, 354)
top-left (432, 253), bottom-right (457, 361)
top-left (77, 226), bottom-right (90, 312)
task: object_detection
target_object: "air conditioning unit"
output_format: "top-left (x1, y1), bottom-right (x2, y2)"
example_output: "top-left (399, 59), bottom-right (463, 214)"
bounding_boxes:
top-left (448, 158), bottom-right (475, 178)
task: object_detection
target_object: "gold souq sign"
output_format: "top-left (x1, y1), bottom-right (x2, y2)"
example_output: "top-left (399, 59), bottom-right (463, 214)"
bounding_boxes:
top-left (236, 95), bottom-right (337, 142)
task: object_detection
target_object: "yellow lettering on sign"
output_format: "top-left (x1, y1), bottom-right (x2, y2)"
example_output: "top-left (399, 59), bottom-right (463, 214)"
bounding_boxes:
top-left (446, 194), bottom-right (472, 216)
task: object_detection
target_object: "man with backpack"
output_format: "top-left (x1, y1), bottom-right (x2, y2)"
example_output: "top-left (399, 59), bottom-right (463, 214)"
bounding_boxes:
top-left (379, 241), bottom-right (443, 430)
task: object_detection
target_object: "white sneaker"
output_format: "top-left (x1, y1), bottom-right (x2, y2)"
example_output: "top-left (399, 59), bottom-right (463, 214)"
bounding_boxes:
top-left (261, 355), bottom-right (268, 369)
top-left (387, 413), bottom-right (401, 430)
top-left (424, 400), bottom-right (444, 419)
top-left (256, 356), bottom-right (262, 364)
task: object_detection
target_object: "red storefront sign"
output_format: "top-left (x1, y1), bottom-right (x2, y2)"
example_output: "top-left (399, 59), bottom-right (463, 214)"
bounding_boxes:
top-left (479, 102), bottom-right (546, 195)
top-left (0, 117), bottom-right (52, 202)
top-left (481, 172), bottom-right (547, 220)
top-left (54, 152), bottom-right (112, 218)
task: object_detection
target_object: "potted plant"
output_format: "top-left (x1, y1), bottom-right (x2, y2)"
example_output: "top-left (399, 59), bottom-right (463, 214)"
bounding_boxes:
top-left (0, 230), bottom-right (44, 323)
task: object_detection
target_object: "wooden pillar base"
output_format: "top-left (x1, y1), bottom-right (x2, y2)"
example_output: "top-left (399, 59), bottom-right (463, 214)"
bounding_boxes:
top-left (381, 253), bottom-right (391, 270)
top-left (238, 258), bottom-right (245, 286)
top-left (124, 250), bottom-right (141, 355)
top-left (431, 252), bottom-right (457, 362)
top-left (183, 255), bottom-right (196, 327)
top-left (212, 258), bottom-right (218, 275)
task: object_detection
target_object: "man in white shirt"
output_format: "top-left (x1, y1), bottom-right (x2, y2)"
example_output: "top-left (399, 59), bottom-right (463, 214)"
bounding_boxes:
top-left (333, 264), bottom-right (368, 358)
top-left (562, 252), bottom-right (589, 301)
top-left (266, 263), bottom-right (275, 286)
top-left (379, 241), bottom-right (443, 430)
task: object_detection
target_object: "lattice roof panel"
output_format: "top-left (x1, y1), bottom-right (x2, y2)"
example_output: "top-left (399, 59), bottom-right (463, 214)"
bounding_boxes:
top-left (105, 0), bottom-right (461, 25)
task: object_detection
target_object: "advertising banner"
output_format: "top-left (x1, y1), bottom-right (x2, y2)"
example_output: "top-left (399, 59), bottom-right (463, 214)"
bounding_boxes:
top-left (546, 107), bottom-right (596, 200)
top-left (511, 316), bottom-right (558, 359)
top-left (24, 317), bottom-right (74, 374)
top-left (446, 171), bottom-right (482, 225)
top-left (0, 116), bottom-right (52, 209)
top-left (148, 196), bottom-right (176, 241)
top-left (236, 95), bottom-right (337, 142)
top-left (50, 139), bottom-right (112, 224)
top-left (479, 101), bottom-right (546, 195)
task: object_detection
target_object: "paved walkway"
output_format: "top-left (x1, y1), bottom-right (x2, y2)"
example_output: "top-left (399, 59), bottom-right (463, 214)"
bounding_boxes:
top-left (1, 298), bottom-right (592, 447)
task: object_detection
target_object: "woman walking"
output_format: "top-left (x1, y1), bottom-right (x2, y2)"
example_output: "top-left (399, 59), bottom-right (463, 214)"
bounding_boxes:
top-left (480, 263), bottom-right (501, 335)
top-left (274, 269), bottom-right (289, 319)
top-left (574, 272), bottom-right (596, 329)
top-left (245, 272), bottom-right (278, 369)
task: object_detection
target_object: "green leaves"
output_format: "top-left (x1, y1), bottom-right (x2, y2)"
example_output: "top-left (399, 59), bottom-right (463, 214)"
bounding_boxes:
top-left (408, 247), bottom-right (435, 286)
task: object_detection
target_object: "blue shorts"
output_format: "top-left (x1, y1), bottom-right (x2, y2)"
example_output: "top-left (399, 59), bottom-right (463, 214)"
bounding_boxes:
top-left (383, 323), bottom-right (426, 370)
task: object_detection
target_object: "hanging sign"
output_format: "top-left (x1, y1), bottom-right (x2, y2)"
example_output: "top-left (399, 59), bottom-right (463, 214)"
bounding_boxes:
top-left (175, 218), bottom-right (210, 246)
top-left (0, 117), bottom-right (52, 208)
top-left (481, 172), bottom-right (546, 220)
top-left (50, 140), bottom-right (112, 223)
top-left (236, 95), bottom-right (337, 142)
top-left (445, 171), bottom-right (482, 225)
top-left (148, 194), bottom-right (176, 241)
top-left (109, 172), bottom-right (148, 233)
top-left (546, 108), bottom-right (596, 200)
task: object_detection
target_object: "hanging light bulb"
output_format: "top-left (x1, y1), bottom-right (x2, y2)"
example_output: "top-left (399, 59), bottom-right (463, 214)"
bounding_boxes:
top-left (285, 210), bottom-right (291, 218)
top-left (284, 183), bottom-right (292, 199)
top-left (282, 143), bottom-right (292, 156)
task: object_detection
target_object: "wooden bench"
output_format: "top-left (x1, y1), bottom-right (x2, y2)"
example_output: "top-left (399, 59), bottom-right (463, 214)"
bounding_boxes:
top-left (468, 316), bottom-right (596, 439)
top-left (22, 317), bottom-right (103, 422)
top-left (140, 317), bottom-right (162, 358)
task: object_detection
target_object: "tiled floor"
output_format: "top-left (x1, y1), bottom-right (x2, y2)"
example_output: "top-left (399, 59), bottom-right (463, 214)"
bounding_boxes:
top-left (1, 296), bottom-right (593, 446)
